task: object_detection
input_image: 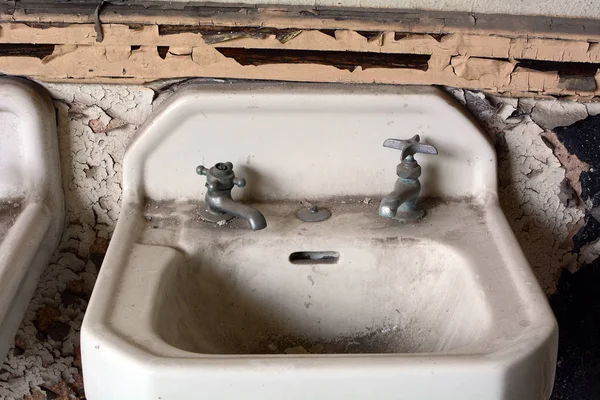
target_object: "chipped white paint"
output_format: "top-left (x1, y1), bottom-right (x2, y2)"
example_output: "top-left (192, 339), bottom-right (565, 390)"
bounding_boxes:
top-left (499, 118), bottom-right (582, 291)
top-left (451, 89), bottom-right (586, 293)
top-left (519, 98), bottom-right (589, 131)
top-left (0, 80), bottom-right (593, 398)
top-left (43, 83), bottom-right (154, 248)
top-left (578, 238), bottom-right (600, 266)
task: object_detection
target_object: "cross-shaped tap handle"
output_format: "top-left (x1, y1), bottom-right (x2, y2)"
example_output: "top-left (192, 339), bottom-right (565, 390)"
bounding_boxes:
top-left (233, 177), bottom-right (246, 188)
top-left (383, 135), bottom-right (438, 160)
top-left (196, 162), bottom-right (246, 191)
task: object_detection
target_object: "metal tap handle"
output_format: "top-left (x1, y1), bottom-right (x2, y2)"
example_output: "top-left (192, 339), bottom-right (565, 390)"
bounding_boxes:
top-left (196, 162), bottom-right (245, 191)
top-left (196, 165), bottom-right (209, 176)
top-left (383, 135), bottom-right (438, 160)
top-left (233, 177), bottom-right (246, 188)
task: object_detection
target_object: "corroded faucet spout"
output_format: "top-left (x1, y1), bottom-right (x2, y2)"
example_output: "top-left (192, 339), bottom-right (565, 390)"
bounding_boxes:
top-left (210, 196), bottom-right (267, 231)
top-left (378, 178), bottom-right (422, 221)
top-left (379, 136), bottom-right (438, 222)
top-left (197, 162), bottom-right (266, 231)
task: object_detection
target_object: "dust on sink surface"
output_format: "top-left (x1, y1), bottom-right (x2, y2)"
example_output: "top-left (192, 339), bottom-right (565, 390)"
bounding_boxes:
top-left (139, 197), bottom-right (492, 356)
top-left (0, 197), bottom-right (23, 243)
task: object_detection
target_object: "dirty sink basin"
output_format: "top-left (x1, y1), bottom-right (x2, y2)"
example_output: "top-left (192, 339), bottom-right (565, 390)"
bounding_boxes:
top-left (81, 83), bottom-right (557, 400)
top-left (0, 78), bottom-right (63, 362)
top-left (149, 201), bottom-right (489, 356)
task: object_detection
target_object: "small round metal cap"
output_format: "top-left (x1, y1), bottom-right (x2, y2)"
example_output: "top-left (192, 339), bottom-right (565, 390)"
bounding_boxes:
top-left (211, 162), bottom-right (234, 177)
top-left (296, 206), bottom-right (331, 222)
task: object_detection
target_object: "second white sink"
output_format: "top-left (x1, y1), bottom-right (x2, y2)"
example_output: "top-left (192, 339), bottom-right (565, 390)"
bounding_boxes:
top-left (0, 78), bottom-right (63, 363)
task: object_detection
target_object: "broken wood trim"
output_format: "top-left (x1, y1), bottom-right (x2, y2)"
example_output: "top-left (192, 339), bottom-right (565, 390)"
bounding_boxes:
top-left (0, 17), bottom-right (600, 99)
top-left (213, 48), bottom-right (431, 71)
top-left (1, 23), bottom-right (599, 63)
top-left (3, 1), bottom-right (600, 42)
top-left (0, 43), bottom-right (55, 59)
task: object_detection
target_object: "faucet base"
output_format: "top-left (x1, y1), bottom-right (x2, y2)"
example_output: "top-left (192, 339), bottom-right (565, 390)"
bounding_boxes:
top-left (394, 200), bottom-right (425, 223)
top-left (395, 208), bottom-right (425, 223)
top-left (197, 205), bottom-right (235, 224)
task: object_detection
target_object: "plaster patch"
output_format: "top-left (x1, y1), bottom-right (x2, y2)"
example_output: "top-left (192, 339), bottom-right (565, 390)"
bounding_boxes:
top-left (496, 103), bottom-right (516, 121)
top-left (585, 102), bottom-right (600, 116)
top-left (517, 97), bottom-right (536, 114)
top-left (578, 237), bottom-right (600, 266)
top-left (526, 98), bottom-right (589, 130)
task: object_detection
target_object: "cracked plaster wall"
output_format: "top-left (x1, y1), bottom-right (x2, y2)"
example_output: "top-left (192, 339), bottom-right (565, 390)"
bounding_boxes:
top-left (0, 82), bottom-right (595, 399)
top-left (447, 89), bottom-right (592, 291)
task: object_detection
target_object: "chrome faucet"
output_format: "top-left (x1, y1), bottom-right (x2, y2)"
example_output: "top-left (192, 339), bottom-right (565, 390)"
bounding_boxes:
top-left (379, 135), bottom-right (438, 222)
top-left (196, 162), bottom-right (267, 231)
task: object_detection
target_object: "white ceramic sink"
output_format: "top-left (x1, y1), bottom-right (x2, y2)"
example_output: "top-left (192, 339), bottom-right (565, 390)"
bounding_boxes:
top-left (0, 78), bottom-right (63, 362)
top-left (81, 83), bottom-right (557, 400)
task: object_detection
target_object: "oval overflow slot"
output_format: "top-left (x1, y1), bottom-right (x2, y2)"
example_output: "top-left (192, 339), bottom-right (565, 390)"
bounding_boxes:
top-left (289, 251), bottom-right (340, 265)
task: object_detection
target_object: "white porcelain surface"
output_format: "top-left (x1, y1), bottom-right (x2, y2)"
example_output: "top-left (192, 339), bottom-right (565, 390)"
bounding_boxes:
top-left (82, 83), bottom-right (557, 400)
top-left (0, 78), bottom-right (64, 362)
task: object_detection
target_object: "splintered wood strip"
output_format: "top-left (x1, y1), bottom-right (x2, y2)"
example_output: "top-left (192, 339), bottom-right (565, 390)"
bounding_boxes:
top-left (214, 48), bottom-right (431, 71)
top-left (0, 43), bottom-right (55, 59)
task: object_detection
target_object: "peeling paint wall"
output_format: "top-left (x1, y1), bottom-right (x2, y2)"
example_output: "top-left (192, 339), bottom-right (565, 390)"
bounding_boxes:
top-left (447, 89), bottom-right (591, 292)
top-left (0, 82), bottom-right (596, 399)
top-left (3, 22), bottom-right (600, 98)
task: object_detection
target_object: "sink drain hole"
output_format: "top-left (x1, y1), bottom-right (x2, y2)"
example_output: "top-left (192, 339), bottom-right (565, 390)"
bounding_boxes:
top-left (289, 251), bottom-right (339, 265)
